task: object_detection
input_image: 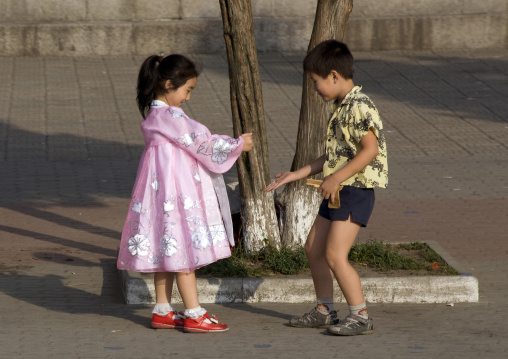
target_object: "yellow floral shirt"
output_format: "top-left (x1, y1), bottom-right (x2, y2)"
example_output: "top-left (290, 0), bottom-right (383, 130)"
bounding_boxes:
top-left (324, 85), bottom-right (388, 188)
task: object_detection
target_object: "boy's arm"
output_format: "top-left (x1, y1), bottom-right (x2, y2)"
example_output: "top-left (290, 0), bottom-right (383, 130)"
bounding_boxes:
top-left (297, 154), bottom-right (326, 178)
top-left (319, 130), bottom-right (378, 203)
top-left (264, 155), bottom-right (325, 192)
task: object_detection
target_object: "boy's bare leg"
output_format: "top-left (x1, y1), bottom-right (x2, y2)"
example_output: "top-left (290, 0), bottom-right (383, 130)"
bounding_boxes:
top-left (154, 272), bottom-right (175, 303)
top-left (288, 215), bottom-right (339, 328)
top-left (325, 216), bottom-right (364, 305)
top-left (306, 215), bottom-right (334, 298)
top-left (326, 216), bottom-right (374, 335)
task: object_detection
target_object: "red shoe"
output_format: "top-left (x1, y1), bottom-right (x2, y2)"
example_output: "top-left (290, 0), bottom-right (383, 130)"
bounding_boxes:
top-left (151, 311), bottom-right (185, 329)
top-left (183, 313), bottom-right (229, 333)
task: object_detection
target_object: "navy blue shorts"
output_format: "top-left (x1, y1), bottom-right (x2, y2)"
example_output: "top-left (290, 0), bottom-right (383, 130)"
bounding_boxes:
top-left (317, 186), bottom-right (375, 227)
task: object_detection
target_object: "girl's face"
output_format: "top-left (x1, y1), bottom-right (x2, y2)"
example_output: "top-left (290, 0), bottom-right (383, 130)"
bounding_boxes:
top-left (164, 77), bottom-right (197, 107)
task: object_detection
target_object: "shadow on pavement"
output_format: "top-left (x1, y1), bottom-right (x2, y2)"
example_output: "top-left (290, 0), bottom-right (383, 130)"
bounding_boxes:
top-left (0, 224), bottom-right (117, 258)
top-left (3, 204), bottom-right (122, 240)
top-left (0, 258), bottom-right (150, 327)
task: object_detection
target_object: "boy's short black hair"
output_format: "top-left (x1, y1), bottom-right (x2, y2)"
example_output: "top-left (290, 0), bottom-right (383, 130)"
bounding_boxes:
top-left (303, 40), bottom-right (354, 79)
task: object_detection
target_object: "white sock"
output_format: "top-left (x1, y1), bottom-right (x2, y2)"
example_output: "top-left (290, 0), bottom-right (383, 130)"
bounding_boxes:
top-left (184, 306), bottom-right (207, 319)
top-left (349, 302), bottom-right (368, 320)
top-left (152, 303), bottom-right (175, 316)
top-left (316, 298), bottom-right (335, 314)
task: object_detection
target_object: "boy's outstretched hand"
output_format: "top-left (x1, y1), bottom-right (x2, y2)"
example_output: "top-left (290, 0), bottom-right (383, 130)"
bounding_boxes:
top-left (241, 133), bottom-right (253, 152)
top-left (264, 171), bottom-right (297, 192)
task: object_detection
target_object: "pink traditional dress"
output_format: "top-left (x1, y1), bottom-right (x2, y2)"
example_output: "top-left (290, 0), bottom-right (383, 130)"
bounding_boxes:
top-left (117, 100), bottom-right (244, 273)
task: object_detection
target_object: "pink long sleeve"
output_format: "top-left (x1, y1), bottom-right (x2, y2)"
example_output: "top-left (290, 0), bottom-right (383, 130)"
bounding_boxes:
top-left (142, 106), bottom-right (244, 174)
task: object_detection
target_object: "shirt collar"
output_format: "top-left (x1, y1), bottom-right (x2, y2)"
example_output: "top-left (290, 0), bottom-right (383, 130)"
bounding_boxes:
top-left (339, 85), bottom-right (362, 107)
top-left (151, 100), bottom-right (169, 108)
top-left (329, 85), bottom-right (362, 121)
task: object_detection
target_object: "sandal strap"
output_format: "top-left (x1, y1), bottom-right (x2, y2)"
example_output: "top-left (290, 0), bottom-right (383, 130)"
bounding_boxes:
top-left (204, 313), bottom-right (220, 324)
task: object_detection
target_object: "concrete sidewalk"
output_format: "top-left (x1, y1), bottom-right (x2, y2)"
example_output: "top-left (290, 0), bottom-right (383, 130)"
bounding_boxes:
top-left (1, 49), bottom-right (508, 358)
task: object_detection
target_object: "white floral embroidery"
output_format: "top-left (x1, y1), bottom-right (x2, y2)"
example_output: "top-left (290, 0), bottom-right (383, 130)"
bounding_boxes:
top-left (175, 132), bottom-right (205, 147)
top-left (131, 202), bottom-right (142, 213)
top-left (147, 251), bottom-right (158, 264)
top-left (164, 199), bottom-right (175, 213)
top-left (151, 179), bottom-right (159, 192)
top-left (185, 215), bottom-right (201, 227)
top-left (211, 138), bottom-right (234, 164)
top-left (210, 224), bottom-right (227, 245)
top-left (168, 108), bottom-right (184, 119)
top-left (128, 234), bottom-right (150, 256)
top-left (197, 138), bottom-right (237, 159)
top-left (181, 195), bottom-right (200, 210)
top-left (183, 133), bottom-right (194, 146)
top-left (191, 225), bottom-right (212, 250)
top-left (161, 234), bottom-right (178, 256)
top-left (193, 171), bottom-right (201, 182)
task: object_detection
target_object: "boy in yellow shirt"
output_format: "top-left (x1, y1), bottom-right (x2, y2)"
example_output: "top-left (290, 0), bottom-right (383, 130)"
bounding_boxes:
top-left (265, 40), bottom-right (388, 335)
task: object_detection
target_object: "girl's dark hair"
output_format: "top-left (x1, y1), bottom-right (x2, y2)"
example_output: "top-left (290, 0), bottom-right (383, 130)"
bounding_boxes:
top-left (303, 40), bottom-right (354, 80)
top-left (136, 54), bottom-right (201, 118)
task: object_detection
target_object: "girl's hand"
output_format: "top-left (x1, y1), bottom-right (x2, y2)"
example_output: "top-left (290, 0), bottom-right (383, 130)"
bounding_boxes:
top-left (264, 171), bottom-right (297, 192)
top-left (319, 175), bottom-right (342, 204)
top-left (241, 133), bottom-right (253, 152)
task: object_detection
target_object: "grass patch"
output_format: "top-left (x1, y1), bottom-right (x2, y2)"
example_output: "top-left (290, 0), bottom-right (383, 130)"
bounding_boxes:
top-left (196, 240), bottom-right (459, 278)
top-left (349, 241), bottom-right (459, 275)
top-left (197, 243), bottom-right (308, 278)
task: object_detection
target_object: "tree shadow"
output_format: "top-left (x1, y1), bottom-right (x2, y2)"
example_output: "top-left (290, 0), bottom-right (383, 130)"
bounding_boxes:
top-left (0, 224), bottom-right (116, 258)
top-left (0, 123), bottom-right (240, 205)
top-left (3, 204), bottom-right (122, 240)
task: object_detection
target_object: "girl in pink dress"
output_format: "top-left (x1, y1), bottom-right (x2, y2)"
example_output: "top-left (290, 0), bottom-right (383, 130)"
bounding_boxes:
top-left (117, 54), bottom-right (253, 332)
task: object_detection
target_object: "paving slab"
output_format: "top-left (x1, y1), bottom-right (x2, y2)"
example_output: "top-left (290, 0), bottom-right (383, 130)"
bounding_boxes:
top-left (0, 50), bottom-right (507, 358)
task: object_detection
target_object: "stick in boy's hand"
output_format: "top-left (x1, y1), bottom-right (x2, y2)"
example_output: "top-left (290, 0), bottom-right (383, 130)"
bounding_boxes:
top-left (306, 179), bottom-right (342, 208)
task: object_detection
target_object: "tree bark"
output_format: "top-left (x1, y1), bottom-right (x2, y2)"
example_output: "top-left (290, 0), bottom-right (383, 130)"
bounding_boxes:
top-left (279, 0), bottom-right (354, 247)
top-left (219, 0), bottom-right (279, 251)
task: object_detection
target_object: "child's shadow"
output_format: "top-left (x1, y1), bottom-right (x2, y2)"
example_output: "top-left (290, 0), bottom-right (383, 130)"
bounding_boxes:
top-left (221, 300), bottom-right (293, 322)
top-left (206, 277), bottom-right (294, 322)
top-left (0, 256), bottom-right (149, 327)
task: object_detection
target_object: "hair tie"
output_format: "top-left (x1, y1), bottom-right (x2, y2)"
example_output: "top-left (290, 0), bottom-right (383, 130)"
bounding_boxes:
top-left (155, 52), bottom-right (164, 69)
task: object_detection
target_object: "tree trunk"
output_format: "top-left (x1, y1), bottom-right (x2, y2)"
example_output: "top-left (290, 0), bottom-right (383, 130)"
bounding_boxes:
top-left (219, 0), bottom-right (279, 251)
top-left (279, 0), bottom-right (354, 247)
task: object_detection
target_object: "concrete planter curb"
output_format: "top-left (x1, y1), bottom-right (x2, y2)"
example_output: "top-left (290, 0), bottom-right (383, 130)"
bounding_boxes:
top-left (118, 240), bottom-right (479, 304)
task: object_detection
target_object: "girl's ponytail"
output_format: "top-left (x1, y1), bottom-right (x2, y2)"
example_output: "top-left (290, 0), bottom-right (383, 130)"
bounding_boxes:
top-left (136, 55), bottom-right (162, 118)
top-left (136, 54), bottom-right (200, 119)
